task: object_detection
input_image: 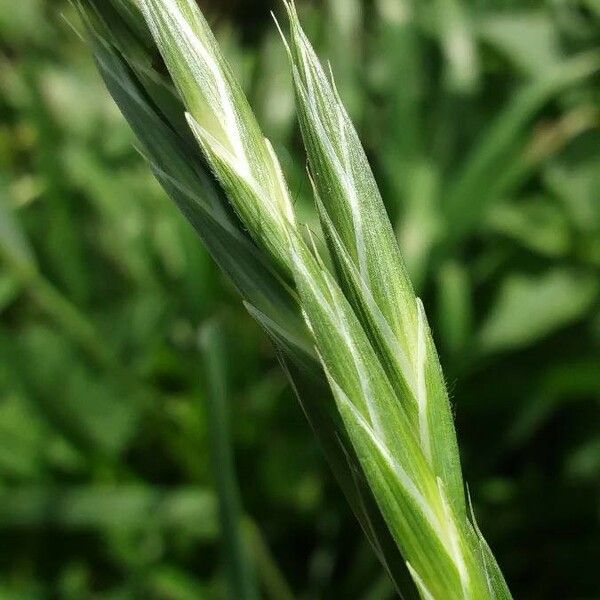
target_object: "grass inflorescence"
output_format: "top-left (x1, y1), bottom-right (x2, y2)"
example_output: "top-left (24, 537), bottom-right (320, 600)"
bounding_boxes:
top-left (74, 0), bottom-right (519, 597)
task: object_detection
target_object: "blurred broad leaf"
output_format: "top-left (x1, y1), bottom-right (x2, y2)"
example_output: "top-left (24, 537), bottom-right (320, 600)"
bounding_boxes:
top-left (0, 179), bottom-right (36, 274)
top-left (0, 274), bottom-right (21, 313)
top-left (478, 11), bottom-right (563, 75)
top-left (485, 196), bottom-right (571, 258)
top-left (0, 0), bottom-right (50, 45)
top-left (545, 157), bottom-right (600, 235)
top-left (0, 486), bottom-right (217, 536)
top-left (478, 269), bottom-right (599, 353)
top-left (17, 326), bottom-right (140, 457)
top-left (508, 359), bottom-right (600, 447)
top-left (0, 393), bottom-right (53, 479)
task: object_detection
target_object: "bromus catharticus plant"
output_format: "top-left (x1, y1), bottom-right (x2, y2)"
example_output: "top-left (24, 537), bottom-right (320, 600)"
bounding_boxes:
top-left (76, 0), bottom-right (512, 597)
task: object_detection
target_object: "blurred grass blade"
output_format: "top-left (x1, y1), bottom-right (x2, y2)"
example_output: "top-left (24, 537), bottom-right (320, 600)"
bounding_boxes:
top-left (0, 486), bottom-right (217, 535)
top-left (325, 0), bottom-right (364, 119)
top-left (244, 520), bottom-right (296, 600)
top-left (433, 0), bottom-right (479, 93)
top-left (0, 177), bottom-right (37, 274)
top-left (199, 322), bottom-right (258, 600)
top-left (436, 261), bottom-right (473, 362)
top-left (0, 180), bottom-right (114, 369)
top-left (444, 50), bottom-right (600, 241)
top-left (373, 0), bottom-right (425, 191)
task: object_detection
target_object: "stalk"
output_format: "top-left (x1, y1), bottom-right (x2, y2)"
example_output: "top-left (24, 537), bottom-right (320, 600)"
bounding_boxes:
top-left (76, 1), bottom-right (513, 597)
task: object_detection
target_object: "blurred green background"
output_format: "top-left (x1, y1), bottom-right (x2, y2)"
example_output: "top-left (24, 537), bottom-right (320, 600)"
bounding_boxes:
top-left (0, 0), bottom-right (599, 598)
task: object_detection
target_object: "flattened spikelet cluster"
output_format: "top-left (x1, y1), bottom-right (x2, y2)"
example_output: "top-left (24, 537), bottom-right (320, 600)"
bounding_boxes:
top-left (77, 1), bottom-right (512, 597)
